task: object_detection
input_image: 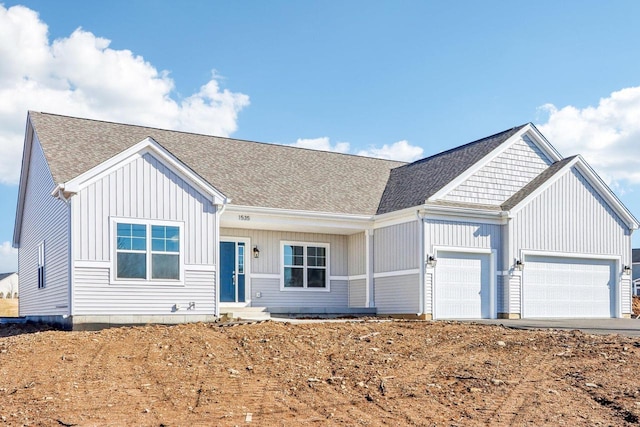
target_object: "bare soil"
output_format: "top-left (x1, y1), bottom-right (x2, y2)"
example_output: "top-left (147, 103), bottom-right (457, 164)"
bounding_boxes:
top-left (0, 320), bottom-right (639, 426)
top-left (633, 296), bottom-right (640, 316)
top-left (0, 299), bottom-right (18, 317)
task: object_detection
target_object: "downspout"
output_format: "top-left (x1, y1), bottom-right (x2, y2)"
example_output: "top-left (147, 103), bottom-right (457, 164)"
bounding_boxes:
top-left (416, 209), bottom-right (427, 317)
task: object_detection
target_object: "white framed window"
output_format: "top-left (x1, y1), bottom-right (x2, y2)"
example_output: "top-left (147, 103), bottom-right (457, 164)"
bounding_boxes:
top-left (112, 218), bottom-right (183, 284)
top-left (37, 241), bottom-right (45, 289)
top-left (280, 241), bottom-right (329, 291)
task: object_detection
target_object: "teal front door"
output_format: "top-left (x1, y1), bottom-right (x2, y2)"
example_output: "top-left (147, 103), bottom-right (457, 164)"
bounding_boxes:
top-left (220, 241), bottom-right (246, 303)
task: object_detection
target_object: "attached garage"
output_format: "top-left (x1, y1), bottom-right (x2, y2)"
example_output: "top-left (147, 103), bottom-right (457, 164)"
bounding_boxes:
top-left (433, 251), bottom-right (493, 319)
top-left (522, 255), bottom-right (616, 318)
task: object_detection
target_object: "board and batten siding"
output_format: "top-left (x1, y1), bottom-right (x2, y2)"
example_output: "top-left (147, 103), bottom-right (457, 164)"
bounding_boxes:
top-left (509, 167), bottom-right (633, 314)
top-left (18, 137), bottom-right (71, 316)
top-left (71, 152), bottom-right (217, 316)
top-left (444, 135), bottom-right (552, 205)
top-left (374, 274), bottom-right (420, 314)
top-left (374, 221), bottom-right (420, 273)
top-left (348, 232), bottom-right (366, 276)
top-left (73, 153), bottom-right (216, 265)
top-left (220, 228), bottom-right (348, 276)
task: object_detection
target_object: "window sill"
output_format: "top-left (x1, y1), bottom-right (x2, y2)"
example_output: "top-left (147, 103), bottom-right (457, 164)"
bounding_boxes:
top-left (280, 286), bottom-right (331, 292)
top-left (109, 279), bottom-right (185, 287)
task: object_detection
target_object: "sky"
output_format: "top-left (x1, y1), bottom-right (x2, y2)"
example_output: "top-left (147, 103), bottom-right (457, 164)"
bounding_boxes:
top-left (1, 1), bottom-right (640, 272)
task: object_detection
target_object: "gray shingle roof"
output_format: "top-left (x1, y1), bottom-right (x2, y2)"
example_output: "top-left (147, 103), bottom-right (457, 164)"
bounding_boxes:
top-left (633, 249), bottom-right (640, 264)
top-left (29, 112), bottom-right (405, 215)
top-left (376, 125), bottom-right (527, 215)
top-left (501, 156), bottom-right (577, 211)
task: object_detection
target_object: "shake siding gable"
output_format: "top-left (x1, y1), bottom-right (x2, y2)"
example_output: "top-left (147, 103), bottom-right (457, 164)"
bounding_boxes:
top-left (444, 135), bottom-right (553, 205)
top-left (18, 137), bottom-right (70, 316)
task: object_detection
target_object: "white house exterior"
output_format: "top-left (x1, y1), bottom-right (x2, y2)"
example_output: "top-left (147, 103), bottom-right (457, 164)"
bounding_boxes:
top-left (12, 112), bottom-right (639, 329)
top-left (0, 273), bottom-right (18, 299)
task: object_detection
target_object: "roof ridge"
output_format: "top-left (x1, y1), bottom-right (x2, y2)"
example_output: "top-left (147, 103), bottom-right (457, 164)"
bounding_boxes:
top-left (392, 123), bottom-right (528, 171)
top-left (29, 111), bottom-right (406, 165)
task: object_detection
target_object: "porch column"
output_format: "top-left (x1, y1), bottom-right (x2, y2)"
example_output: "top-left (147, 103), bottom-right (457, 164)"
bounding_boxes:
top-left (366, 229), bottom-right (374, 308)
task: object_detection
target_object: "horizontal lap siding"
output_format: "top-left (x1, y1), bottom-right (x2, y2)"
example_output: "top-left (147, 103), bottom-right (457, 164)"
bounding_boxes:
top-left (19, 138), bottom-right (70, 316)
top-left (73, 267), bottom-right (215, 315)
top-left (374, 221), bottom-right (419, 273)
top-left (445, 136), bottom-right (552, 205)
top-left (374, 274), bottom-right (420, 314)
top-left (349, 278), bottom-right (366, 307)
top-left (75, 153), bottom-right (216, 265)
top-left (220, 228), bottom-right (348, 276)
top-left (251, 278), bottom-right (348, 308)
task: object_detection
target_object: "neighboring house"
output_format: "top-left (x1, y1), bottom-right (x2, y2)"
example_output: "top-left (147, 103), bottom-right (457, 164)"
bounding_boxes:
top-left (0, 272), bottom-right (18, 299)
top-left (12, 111), bottom-right (639, 329)
top-left (632, 249), bottom-right (640, 296)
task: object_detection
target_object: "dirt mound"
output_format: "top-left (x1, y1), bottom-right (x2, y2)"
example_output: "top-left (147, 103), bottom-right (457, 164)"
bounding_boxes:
top-left (0, 320), bottom-right (639, 426)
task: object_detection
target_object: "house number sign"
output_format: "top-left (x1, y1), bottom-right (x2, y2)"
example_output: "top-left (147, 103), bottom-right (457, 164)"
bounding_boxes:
top-left (238, 215), bottom-right (250, 221)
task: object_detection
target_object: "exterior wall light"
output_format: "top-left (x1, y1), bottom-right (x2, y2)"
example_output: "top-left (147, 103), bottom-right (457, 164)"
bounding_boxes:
top-left (623, 265), bottom-right (631, 275)
top-left (253, 246), bottom-right (260, 259)
top-left (427, 255), bottom-right (437, 268)
top-left (515, 259), bottom-right (524, 271)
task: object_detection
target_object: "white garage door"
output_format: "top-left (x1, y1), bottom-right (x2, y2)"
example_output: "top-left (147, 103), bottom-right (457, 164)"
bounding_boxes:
top-left (523, 256), bottom-right (615, 318)
top-left (434, 251), bottom-right (491, 319)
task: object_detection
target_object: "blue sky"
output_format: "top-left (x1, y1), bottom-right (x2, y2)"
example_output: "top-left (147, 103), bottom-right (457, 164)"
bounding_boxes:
top-left (1, 1), bottom-right (640, 271)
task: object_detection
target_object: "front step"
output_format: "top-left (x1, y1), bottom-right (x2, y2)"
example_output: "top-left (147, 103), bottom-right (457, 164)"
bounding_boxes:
top-left (220, 306), bottom-right (271, 322)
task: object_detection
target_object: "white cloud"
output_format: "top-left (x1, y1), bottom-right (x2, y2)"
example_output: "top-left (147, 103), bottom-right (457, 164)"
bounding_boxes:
top-left (537, 86), bottom-right (640, 186)
top-left (357, 140), bottom-right (424, 162)
top-left (290, 137), bottom-right (351, 153)
top-left (0, 4), bottom-right (250, 185)
top-left (0, 241), bottom-right (18, 273)
top-left (290, 137), bottom-right (424, 163)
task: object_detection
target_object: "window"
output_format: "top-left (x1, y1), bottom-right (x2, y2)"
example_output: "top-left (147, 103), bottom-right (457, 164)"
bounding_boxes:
top-left (282, 242), bottom-right (328, 290)
top-left (115, 221), bottom-right (181, 281)
top-left (37, 241), bottom-right (45, 289)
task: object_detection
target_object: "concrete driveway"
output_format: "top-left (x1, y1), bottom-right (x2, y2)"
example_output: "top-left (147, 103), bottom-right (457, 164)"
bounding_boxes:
top-left (468, 318), bottom-right (640, 337)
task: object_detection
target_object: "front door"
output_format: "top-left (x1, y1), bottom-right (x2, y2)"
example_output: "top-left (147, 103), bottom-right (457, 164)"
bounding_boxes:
top-left (220, 240), bottom-right (246, 303)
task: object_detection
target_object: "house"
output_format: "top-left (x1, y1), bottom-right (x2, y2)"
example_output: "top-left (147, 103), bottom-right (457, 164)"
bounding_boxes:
top-left (632, 249), bottom-right (640, 296)
top-left (0, 272), bottom-right (18, 299)
top-left (12, 111), bottom-right (639, 328)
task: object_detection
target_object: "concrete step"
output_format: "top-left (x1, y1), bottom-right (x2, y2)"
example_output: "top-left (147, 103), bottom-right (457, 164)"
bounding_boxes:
top-left (220, 307), bottom-right (271, 321)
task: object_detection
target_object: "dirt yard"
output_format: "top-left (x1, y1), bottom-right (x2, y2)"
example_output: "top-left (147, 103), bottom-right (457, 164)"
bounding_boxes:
top-left (634, 296), bottom-right (640, 317)
top-left (0, 320), bottom-right (639, 426)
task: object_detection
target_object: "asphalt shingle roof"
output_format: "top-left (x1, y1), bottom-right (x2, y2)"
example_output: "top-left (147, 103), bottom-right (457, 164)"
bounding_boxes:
top-left (633, 248), bottom-right (640, 264)
top-left (376, 125), bottom-right (527, 215)
top-left (29, 112), bottom-right (405, 215)
top-left (0, 272), bottom-right (16, 281)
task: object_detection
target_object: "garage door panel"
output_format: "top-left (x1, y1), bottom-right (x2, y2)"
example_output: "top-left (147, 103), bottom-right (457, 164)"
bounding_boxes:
top-left (523, 256), bottom-right (614, 318)
top-left (435, 251), bottom-right (490, 319)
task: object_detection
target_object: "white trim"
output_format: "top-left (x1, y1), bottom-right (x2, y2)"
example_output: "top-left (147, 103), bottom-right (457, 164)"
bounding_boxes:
top-left (365, 229), bottom-right (374, 307)
top-left (428, 125), bottom-right (562, 201)
top-left (373, 269), bottom-right (420, 279)
top-left (520, 250), bottom-right (622, 318)
top-left (251, 273), bottom-right (280, 279)
top-left (184, 264), bottom-right (216, 272)
top-left (62, 137), bottom-right (228, 205)
top-left (220, 236), bottom-right (251, 304)
top-left (280, 241), bottom-right (331, 292)
top-left (329, 276), bottom-right (349, 281)
top-left (74, 260), bottom-right (111, 269)
top-left (222, 205), bottom-right (372, 235)
top-left (422, 208), bottom-right (508, 225)
top-left (374, 208), bottom-right (419, 229)
top-left (109, 217), bottom-right (185, 286)
top-left (431, 246), bottom-right (497, 320)
top-left (350, 274), bottom-right (367, 281)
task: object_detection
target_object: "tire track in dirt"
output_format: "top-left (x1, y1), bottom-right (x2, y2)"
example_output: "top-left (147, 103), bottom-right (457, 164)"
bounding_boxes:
top-left (483, 352), bottom-right (555, 426)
